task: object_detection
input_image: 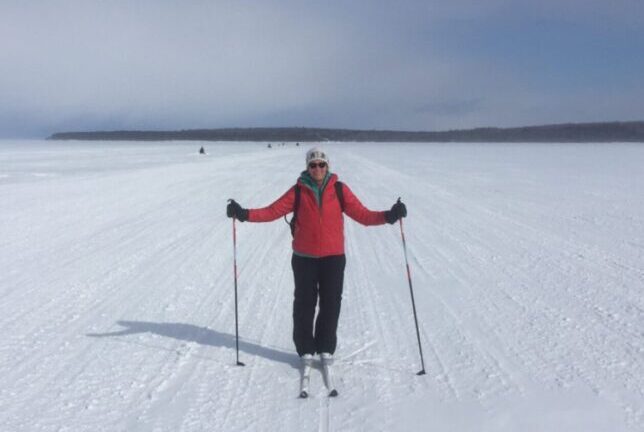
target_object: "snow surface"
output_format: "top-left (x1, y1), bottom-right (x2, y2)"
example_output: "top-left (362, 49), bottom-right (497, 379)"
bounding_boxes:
top-left (1, 140), bottom-right (643, 432)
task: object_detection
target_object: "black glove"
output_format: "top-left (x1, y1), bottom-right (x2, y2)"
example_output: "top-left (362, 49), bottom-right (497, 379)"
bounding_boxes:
top-left (384, 199), bottom-right (407, 224)
top-left (226, 199), bottom-right (249, 222)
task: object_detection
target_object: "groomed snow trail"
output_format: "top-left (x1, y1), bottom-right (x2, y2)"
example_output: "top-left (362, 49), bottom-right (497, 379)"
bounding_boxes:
top-left (0, 140), bottom-right (642, 431)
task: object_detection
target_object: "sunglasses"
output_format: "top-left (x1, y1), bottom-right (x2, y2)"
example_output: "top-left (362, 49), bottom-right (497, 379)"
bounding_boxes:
top-left (308, 162), bottom-right (327, 169)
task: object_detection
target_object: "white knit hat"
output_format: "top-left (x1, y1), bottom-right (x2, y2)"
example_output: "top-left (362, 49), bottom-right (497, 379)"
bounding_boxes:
top-left (305, 147), bottom-right (329, 167)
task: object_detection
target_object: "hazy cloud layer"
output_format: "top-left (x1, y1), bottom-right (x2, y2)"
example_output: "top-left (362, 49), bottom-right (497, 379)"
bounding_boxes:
top-left (1, 0), bottom-right (643, 137)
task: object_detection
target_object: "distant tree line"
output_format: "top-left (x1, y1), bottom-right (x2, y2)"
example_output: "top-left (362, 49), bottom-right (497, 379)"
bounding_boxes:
top-left (48, 121), bottom-right (644, 142)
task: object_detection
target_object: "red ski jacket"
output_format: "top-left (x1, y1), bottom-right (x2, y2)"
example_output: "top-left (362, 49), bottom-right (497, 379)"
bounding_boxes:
top-left (248, 173), bottom-right (387, 257)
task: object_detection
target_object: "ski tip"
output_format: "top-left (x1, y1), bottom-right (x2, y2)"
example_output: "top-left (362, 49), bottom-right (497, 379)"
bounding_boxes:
top-left (328, 389), bottom-right (339, 397)
top-left (416, 369), bottom-right (426, 376)
top-left (299, 391), bottom-right (309, 399)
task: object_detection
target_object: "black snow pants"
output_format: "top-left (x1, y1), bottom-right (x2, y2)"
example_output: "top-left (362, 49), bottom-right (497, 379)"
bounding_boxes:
top-left (291, 254), bottom-right (346, 356)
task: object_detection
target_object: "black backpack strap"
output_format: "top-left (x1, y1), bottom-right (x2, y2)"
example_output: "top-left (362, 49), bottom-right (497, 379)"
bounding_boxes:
top-left (286, 184), bottom-right (301, 236)
top-left (335, 181), bottom-right (345, 212)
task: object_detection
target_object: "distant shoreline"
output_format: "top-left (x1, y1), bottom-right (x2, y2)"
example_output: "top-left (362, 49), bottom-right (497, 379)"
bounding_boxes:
top-left (48, 121), bottom-right (644, 143)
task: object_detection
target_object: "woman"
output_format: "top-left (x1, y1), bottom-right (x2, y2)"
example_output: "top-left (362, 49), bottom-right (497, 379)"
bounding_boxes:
top-left (226, 147), bottom-right (406, 365)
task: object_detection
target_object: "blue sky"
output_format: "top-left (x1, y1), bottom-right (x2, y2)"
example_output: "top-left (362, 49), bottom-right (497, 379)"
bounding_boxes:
top-left (1, 0), bottom-right (643, 137)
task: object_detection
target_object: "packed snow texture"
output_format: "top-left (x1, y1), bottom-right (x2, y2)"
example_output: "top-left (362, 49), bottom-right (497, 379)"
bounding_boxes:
top-left (1, 140), bottom-right (643, 431)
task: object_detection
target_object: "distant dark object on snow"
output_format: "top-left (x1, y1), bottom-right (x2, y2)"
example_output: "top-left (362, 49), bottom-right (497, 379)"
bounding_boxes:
top-left (267, 143), bottom-right (272, 148)
top-left (199, 146), bottom-right (206, 154)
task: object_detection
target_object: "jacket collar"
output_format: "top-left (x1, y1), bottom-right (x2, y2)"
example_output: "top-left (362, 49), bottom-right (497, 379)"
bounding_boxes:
top-left (298, 171), bottom-right (338, 206)
top-left (298, 170), bottom-right (334, 191)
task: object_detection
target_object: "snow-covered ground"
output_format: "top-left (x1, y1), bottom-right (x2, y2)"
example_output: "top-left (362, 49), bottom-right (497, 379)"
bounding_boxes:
top-left (1, 140), bottom-right (643, 432)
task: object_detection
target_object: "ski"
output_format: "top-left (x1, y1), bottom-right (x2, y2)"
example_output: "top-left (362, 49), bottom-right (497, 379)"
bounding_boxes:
top-left (299, 354), bottom-right (313, 399)
top-left (299, 364), bottom-right (311, 398)
top-left (298, 354), bottom-right (340, 398)
top-left (321, 353), bottom-right (339, 397)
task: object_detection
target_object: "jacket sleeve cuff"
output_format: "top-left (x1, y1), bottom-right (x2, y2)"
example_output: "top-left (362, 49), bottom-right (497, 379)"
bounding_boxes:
top-left (383, 210), bottom-right (396, 224)
top-left (238, 209), bottom-right (249, 222)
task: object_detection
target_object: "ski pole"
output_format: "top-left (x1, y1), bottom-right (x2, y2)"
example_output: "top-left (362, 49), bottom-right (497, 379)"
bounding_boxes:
top-left (397, 201), bottom-right (426, 375)
top-left (230, 208), bottom-right (245, 367)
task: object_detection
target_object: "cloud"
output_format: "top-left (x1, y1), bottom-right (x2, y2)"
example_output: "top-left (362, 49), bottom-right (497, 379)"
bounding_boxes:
top-left (0, 0), bottom-right (643, 137)
top-left (415, 99), bottom-right (484, 117)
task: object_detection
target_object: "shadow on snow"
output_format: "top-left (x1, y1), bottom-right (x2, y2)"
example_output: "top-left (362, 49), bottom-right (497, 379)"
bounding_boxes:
top-left (87, 320), bottom-right (299, 369)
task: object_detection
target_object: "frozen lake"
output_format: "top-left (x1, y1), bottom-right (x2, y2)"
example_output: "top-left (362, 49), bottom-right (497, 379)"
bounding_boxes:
top-left (1, 140), bottom-right (643, 431)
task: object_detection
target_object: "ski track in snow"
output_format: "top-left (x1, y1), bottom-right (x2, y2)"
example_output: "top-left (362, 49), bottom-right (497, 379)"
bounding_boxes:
top-left (0, 140), bottom-right (643, 431)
